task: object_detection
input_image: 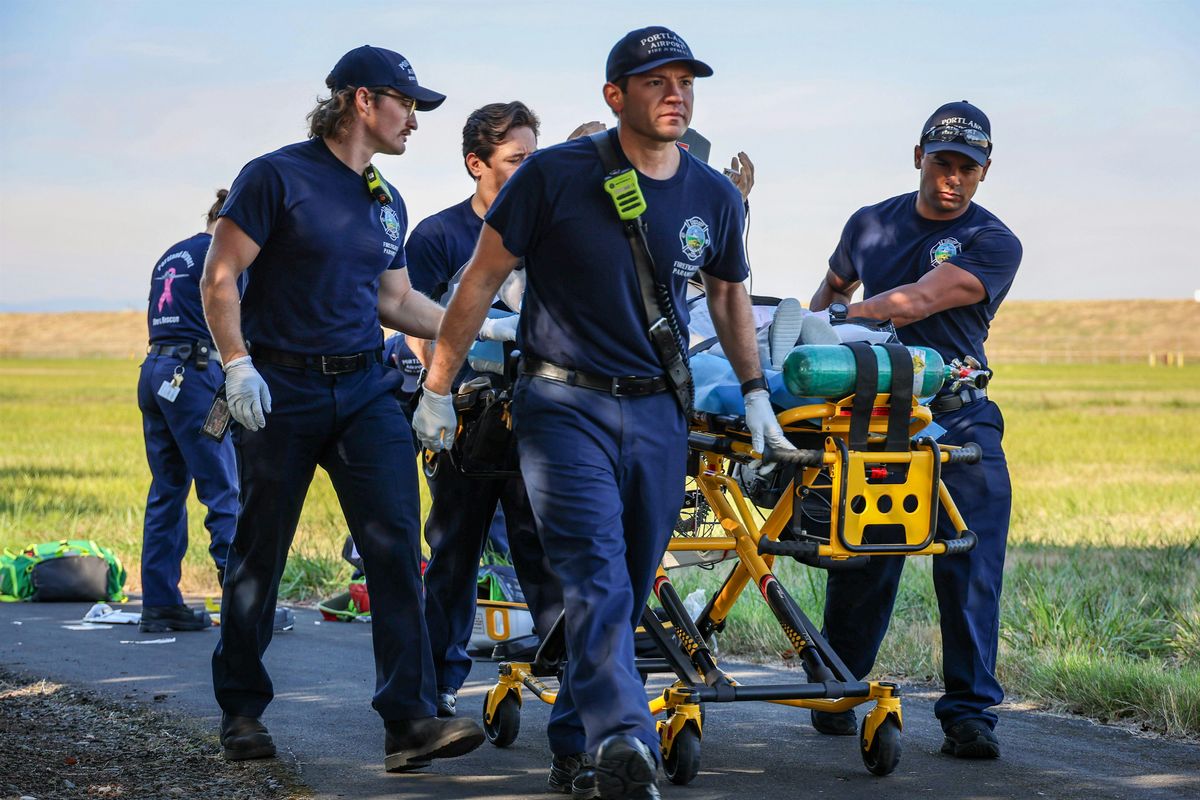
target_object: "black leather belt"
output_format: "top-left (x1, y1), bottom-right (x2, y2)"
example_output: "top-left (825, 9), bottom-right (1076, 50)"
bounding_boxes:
top-left (520, 356), bottom-right (668, 397)
top-left (146, 340), bottom-right (213, 367)
top-left (929, 387), bottom-right (988, 415)
top-left (252, 345), bottom-right (382, 375)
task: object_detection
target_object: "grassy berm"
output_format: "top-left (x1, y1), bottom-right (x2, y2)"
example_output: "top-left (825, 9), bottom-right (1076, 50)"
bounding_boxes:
top-left (0, 670), bottom-right (305, 800)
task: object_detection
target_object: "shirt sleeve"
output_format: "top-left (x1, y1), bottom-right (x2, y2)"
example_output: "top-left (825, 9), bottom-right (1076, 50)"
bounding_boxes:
top-left (699, 181), bottom-right (750, 283)
top-left (484, 156), bottom-right (547, 259)
top-left (828, 213), bottom-right (861, 282)
top-left (405, 220), bottom-right (449, 298)
top-left (947, 228), bottom-right (1023, 304)
top-left (219, 157), bottom-right (285, 247)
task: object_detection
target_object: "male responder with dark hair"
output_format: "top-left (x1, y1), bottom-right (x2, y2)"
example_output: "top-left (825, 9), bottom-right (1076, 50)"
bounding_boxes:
top-left (808, 101), bottom-right (1021, 759)
top-left (408, 101), bottom-right (562, 721)
top-left (414, 26), bottom-right (792, 800)
top-left (137, 189), bottom-right (236, 633)
top-left (201, 44), bottom-right (499, 773)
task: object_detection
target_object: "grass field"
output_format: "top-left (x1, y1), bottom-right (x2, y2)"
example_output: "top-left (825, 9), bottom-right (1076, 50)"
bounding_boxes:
top-left (1, 358), bottom-right (1198, 737)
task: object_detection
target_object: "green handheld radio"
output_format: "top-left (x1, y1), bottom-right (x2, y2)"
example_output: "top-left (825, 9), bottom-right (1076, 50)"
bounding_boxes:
top-left (363, 163), bottom-right (393, 205)
top-left (603, 169), bottom-right (646, 220)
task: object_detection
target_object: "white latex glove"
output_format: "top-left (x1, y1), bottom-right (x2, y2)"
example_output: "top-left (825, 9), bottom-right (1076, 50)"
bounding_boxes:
top-left (478, 314), bottom-right (519, 342)
top-left (223, 355), bottom-right (272, 431)
top-left (413, 388), bottom-right (457, 452)
top-left (743, 389), bottom-right (794, 456)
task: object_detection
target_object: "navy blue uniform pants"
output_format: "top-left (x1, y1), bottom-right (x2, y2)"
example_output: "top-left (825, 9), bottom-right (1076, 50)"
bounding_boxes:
top-left (513, 376), bottom-right (686, 758)
top-left (212, 363), bottom-right (436, 721)
top-left (823, 398), bottom-right (1010, 729)
top-left (137, 353), bottom-right (237, 607)
top-left (423, 462), bottom-right (563, 692)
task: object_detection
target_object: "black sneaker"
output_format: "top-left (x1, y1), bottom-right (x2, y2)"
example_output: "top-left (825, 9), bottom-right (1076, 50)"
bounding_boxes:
top-left (810, 708), bottom-right (857, 736)
top-left (220, 713), bottom-right (276, 761)
top-left (436, 686), bottom-right (457, 718)
top-left (140, 604), bottom-right (211, 633)
top-left (595, 735), bottom-right (659, 800)
top-left (383, 716), bottom-right (484, 773)
top-left (548, 753), bottom-right (599, 799)
top-left (941, 719), bottom-right (1001, 759)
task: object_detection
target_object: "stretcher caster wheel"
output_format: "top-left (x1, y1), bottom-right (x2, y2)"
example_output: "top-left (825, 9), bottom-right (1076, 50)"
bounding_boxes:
top-left (663, 723), bottom-right (701, 786)
top-left (483, 692), bottom-right (520, 747)
top-left (860, 715), bottom-right (901, 776)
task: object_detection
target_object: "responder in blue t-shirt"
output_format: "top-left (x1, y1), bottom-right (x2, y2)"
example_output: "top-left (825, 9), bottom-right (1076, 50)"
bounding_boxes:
top-left (808, 101), bottom-right (1022, 760)
top-left (200, 45), bottom-right (507, 773)
top-left (406, 101), bottom-right (562, 721)
top-left (414, 26), bottom-right (792, 800)
top-left (137, 190), bottom-right (237, 633)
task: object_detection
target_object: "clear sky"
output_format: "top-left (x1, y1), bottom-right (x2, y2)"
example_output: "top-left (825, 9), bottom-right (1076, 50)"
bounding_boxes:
top-left (1, 0), bottom-right (1197, 311)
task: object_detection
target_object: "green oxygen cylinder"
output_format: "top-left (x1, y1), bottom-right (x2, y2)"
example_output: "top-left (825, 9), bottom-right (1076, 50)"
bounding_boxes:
top-left (782, 344), bottom-right (948, 399)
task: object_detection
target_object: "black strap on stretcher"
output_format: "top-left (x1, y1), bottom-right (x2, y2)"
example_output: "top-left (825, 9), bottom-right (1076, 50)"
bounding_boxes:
top-left (843, 341), bottom-right (914, 454)
top-left (589, 131), bottom-right (694, 414)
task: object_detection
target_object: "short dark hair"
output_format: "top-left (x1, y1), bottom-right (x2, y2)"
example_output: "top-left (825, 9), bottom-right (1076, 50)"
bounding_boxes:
top-left (206, 189), bottom-right (228, 224)
top-left (461, 101), bottom-right (541, 178)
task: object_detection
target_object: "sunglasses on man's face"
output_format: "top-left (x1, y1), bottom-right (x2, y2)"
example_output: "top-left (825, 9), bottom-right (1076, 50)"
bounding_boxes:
top-left (373, 90), bottom-right (418, 114)
top-left (922, 124), bottom-right (991, 153)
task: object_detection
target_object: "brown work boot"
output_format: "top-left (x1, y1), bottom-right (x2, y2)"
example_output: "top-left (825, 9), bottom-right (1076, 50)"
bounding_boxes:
top-left (220, 713), bottom-right (276, 761)
top-left (383, 716), bottom-right (484, 772)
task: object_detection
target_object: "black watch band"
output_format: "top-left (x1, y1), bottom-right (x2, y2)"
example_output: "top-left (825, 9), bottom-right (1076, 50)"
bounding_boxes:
top-left (740, 376), bottom-right (768, 396)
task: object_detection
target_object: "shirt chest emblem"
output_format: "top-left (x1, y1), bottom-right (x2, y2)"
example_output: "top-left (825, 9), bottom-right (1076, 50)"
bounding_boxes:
top-left (380, 205), bottom-right (401, 241)
top-left (679, 216), bottom-right (711, 262)
top-left (930, 237), bottom-right (962, 268)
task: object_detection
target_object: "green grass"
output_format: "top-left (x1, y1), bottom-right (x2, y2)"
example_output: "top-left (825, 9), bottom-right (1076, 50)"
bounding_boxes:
top-left (1, 360), bottom-right (1198, 735)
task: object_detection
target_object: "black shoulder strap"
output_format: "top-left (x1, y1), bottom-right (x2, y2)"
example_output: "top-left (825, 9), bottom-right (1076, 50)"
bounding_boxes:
top-left (589, 131), bottom-right (693, 413)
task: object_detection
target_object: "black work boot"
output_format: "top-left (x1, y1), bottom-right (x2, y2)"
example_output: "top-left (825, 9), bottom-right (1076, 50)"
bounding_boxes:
top-left (941, 719), bottom-right (1001, 759)
top-left (436, 686), bottom-right (457, 718)
top-left (595, 735), bottom-right (659, 800)
top-left (383, 716), bottom-right (484, 773)
top-left (220, 713), bottom-right (276, 761)
top-left (548, 752), bottom-right (599, 799)
top-left (140, 604), bottom-right (212, 633)
top-left (810, 708), bottom-right (857, 736)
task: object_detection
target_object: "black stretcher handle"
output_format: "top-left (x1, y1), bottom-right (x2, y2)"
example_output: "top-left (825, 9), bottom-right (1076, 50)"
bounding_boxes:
top-left (763, 444), bottom-right (824, 467)
top-left (940, 530), bottom-right (978, 555)
top-left (687, 431), bottom-right (738, 455)
top-left (944, 442), bottom-right (982, 465)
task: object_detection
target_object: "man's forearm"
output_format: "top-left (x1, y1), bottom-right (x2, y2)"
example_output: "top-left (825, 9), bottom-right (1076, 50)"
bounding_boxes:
top-left (850, 285), bottom-right (926, 328)
top-left (201, 272), bottom-right (247, 363)
top-left (809, 282), bottom-right (852, 312)
top-left (425, 271), bottom-right (507, 395)
top-left (707, 282), bottom-right (761, 384)
top-left (381, 289), bottom-right (444, 339)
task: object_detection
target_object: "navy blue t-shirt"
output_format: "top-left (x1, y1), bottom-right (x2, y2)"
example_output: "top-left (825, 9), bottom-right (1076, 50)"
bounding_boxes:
top-left (406, 197), bottom-right (481, 301)
top-left (147, 232), bottom-right (213, 344)
top-left (485, 128), bottom-right (748, 377)
top-left (830, 191), bottom-right (1022, 368)
top-left (220, 137), bottom-right (407, 355)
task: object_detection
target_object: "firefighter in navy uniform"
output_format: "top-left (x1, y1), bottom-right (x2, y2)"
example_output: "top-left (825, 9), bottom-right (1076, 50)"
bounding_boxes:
top-left (406, 101), bottom-right (562, 720)
top-left (808, 101), bottom-right (1021, 760)
top-left (414, 26), bottom-right (792, 800)
top-left (137, 189), bottom-right (237, 633)
top-left (201, 45), bottom-right (507, 773)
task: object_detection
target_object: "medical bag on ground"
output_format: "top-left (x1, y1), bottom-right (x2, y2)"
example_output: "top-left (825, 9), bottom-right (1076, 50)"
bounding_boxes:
top-left (0, 539), bottom-right (127, 602)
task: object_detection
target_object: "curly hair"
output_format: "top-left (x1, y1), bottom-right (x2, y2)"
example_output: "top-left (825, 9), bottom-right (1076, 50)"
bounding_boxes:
top-left (307, 79), bottom-right (359, 140)
top-left (461, 101), bottom-right (541, 178)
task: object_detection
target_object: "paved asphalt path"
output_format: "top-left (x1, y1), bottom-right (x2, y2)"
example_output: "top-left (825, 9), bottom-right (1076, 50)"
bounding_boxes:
top-left (2, 600), bottom-right (1197, 800)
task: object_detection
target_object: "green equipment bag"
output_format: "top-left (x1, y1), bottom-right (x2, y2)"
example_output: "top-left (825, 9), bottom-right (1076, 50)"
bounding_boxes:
top-left (0, 539), bottom-right (128, 603)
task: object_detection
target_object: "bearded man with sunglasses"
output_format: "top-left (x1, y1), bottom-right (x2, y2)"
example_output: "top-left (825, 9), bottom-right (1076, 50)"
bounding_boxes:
top-left (808, 101), bottom-right (1022, 760)
top-left (202, 45), bottom-right (491, 772)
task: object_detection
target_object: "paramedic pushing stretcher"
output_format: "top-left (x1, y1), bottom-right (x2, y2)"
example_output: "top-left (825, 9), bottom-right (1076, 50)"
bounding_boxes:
top-left (808, 101), bottom-right (1021, 759)
top-left (414, 26), bottom-right (792, 800)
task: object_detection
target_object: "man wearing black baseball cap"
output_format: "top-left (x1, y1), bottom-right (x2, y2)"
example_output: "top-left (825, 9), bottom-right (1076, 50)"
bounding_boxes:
top-left (415, 24), bottom-right (787, 800)
top-left (808, 101), bottom-right (1021, 759)
top-left (204, 45), bottom-right (495, 773)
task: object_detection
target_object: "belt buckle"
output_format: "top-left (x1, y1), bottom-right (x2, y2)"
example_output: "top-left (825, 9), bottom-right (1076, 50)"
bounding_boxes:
top-left (320, 354), bottom-right (358, 375)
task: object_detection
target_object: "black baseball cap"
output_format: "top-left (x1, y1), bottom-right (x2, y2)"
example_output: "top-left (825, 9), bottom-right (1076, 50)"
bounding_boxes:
top-left (919, 101), bottom-right (992, 166)
top-left (328, 45), bottom-right (446, 111)
top-left (605, 26), bottom-right (713, 83)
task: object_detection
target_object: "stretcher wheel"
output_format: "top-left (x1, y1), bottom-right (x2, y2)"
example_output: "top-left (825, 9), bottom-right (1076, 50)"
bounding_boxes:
top-left (663, 723), bottom-right (701, 785)
top-left (860, 716), bottom-right (901, 776)
top-left (483, 693), bottom-right (520, 747)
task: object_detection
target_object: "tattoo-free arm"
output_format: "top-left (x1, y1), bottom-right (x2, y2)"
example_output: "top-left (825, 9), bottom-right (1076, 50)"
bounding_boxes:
top-left (378, 268), bottom-right (444, 339)
top-left (848, 262), bottom-right (985, 327)
top-left (424, 223), bottom-right (519, 395)
top-left (809, 268), bottom-right (859, 312)
top-left (200, 217), bottom-right (260, 363)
